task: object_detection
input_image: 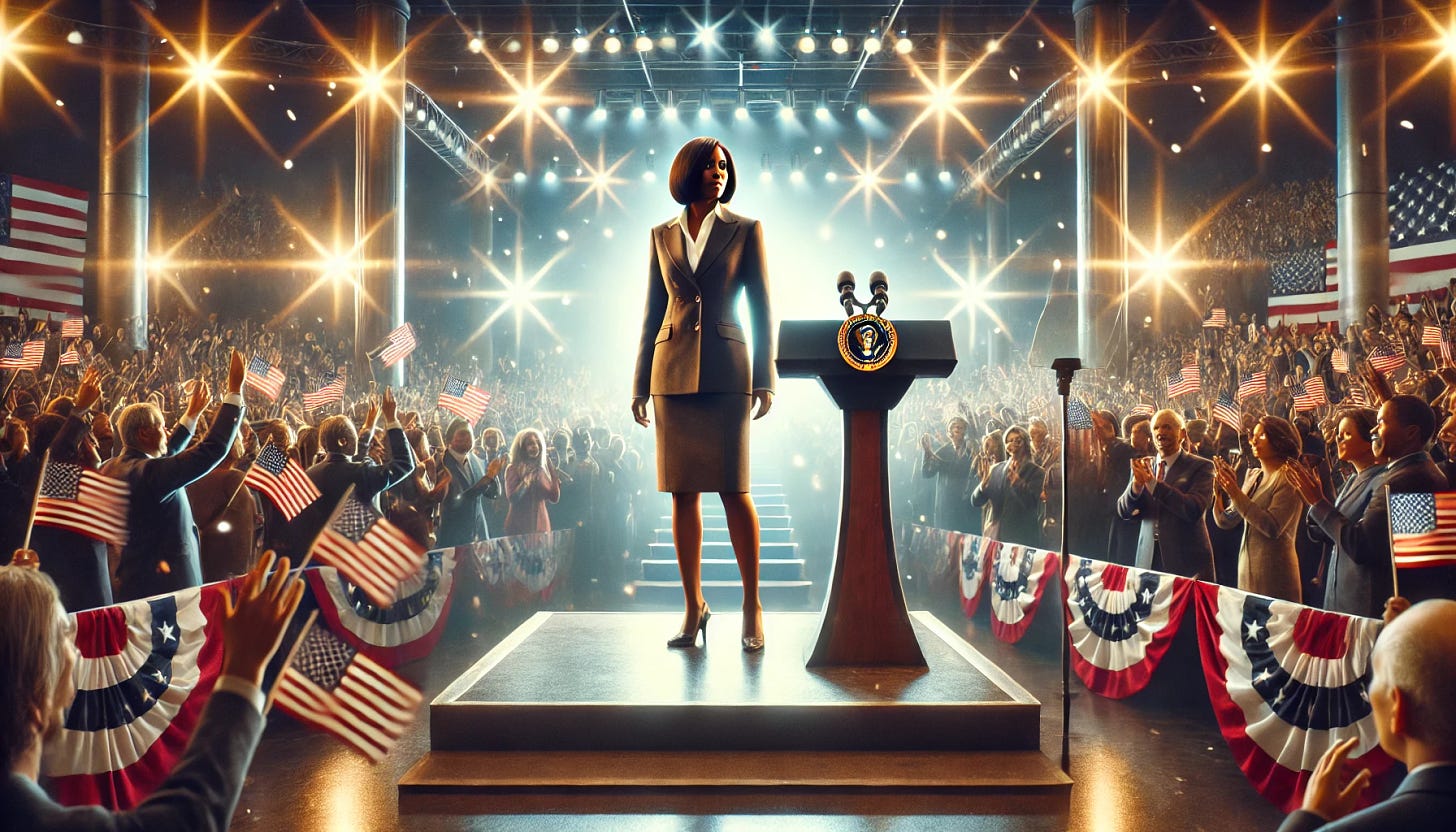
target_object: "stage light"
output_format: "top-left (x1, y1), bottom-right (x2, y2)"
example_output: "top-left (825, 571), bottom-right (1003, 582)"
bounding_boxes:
top-left (832, 34), bottom-right (849, 54)
top-left (1171, 142), bottom-right (1182, 153)
top-left (556, 104), bottom-right (569, 118)
top-left (513, 171), bottom-right (527, 183)
top-left (469, 36), bottom-right (484, 53)
top-left (780, 104), bottom-right (795, 121)
top-left (1399, 119), bottom-right (1414, 129)
top-left (695, 22), bottom-right (720, 49)
top-left (572, 35), bottom-right (591, 53)
top-left (660, 34), bottom-right (677, 50)
top-left (760, 170), bottom-right (773, 183)
top-left (874, 238), bottom-right (885, 248)
top-left (825, 171), bottom-right (838, 182)
top-left (857, 104), bottom-right (871, 120)
top-left (542, 36), bottom-right (560, 54)
top-left (603, 35), bottom-right (621, 54)
top-left (814, 146), bottom-right (823, 154)
top-left (905, 170), bottom-right (920, 184)
top-left (283, 159), bottom-right (293, 170)
top-left (735, 104), bottom-right (748, 120)
top-left (505, 39), bottom-right (522, 54)
top-left (556, 229), bottom-right (569, 241)
top-left (67, 29), bottom-right (83, 45)
top-left (895, 35), bottom-right (913, 55)
top-left (798, 34), bottom-right (816, 54)
top-left (415, 108), bottom-right (426, 122)
top-left (790, 169), bottom-right (805, 184)
top-left (864, 35), bottom-right (882, 54)
top-left (631, 105), bottom-right (645, 119)
top-left (936, 229), bottom-right (947, 240)
top-left (1261, 142), bottom-right (1272, 152)
top-left (700, 104), bottom-right (713, 120)
top-left (938, 170), bottom-right (952, 184)
top-left (815, 94), bottom-right (830, 120)
top-left (642, 170), bottom-right (657, 182)
top-left (636, 35), bottom-right (653, 52)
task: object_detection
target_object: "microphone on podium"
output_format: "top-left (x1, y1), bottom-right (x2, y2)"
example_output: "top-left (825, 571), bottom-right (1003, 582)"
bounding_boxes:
top-left (869, 271), bottom-right (889, 316)
top-left (837, 271), bottom-right (857, 317)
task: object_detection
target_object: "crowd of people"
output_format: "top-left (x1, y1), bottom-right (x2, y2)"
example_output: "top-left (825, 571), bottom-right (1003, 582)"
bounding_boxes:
top-left (895, 285), bottom-right (1456, 618)
top-left (0, 308), bottom-right (658, 612)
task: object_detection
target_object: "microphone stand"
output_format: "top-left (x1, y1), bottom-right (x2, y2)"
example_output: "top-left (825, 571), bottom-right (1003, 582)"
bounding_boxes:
top-left (1051, 356), bottom-right (1082, 775)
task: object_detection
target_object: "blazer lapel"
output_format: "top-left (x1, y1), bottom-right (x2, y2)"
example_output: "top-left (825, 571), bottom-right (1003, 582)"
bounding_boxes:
top-left (659, 224), bottom-right (694, 286)
top-left (694, 211), bottom-right (741, 277)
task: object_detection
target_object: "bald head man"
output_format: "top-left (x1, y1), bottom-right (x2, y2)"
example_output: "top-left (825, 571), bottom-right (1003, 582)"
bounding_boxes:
top-left (1278, 599), bottom-right (1456, 831)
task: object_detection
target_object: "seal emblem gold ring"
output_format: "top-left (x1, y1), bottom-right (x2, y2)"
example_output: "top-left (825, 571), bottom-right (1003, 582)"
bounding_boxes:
top-left (838, 313), bottom-right (898, 371)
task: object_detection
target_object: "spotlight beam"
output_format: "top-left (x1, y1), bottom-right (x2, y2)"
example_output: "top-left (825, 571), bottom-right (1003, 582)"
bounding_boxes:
top-left (0, 0), bottom-right (79, 130)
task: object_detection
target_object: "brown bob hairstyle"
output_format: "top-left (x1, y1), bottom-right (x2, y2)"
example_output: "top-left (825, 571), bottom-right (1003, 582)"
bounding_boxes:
top-left (668, 137), bottom-right (737, 206)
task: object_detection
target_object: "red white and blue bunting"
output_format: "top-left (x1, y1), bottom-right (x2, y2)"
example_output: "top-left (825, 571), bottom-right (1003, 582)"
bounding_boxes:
top-left (960, 535), bottom-right (997, 617)
top-left (1193, 582), bottom-right (1396, 813)
top-left (44, 583), bottom-right (229, 810)
top-left (310, 545), bottom-right (459, 668)
top-left (1065, 557), bottom-right (1194, 699)
top-left (989, 542), bottom-right (1061, 643)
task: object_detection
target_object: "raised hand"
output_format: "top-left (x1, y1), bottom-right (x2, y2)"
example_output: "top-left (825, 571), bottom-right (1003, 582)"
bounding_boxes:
top-left (74, 367), bottom-right (103, 412)
top-left (1282, 460), bottom-right (1325, 505)
top-left (1299, 737), bottom-right (1371, 823)
top-left (184, 375), bottom-right (210, 420)
top-left (219, 551), bottom-right (306, 688)
top-left (226, 350), bottom-right (245, 395)
top-left (380, 387), bottom-right (397, 422)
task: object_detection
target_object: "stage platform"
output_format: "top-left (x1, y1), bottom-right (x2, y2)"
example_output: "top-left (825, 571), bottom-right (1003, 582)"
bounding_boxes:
top-left (398, 611), bottom-right (1071, 815)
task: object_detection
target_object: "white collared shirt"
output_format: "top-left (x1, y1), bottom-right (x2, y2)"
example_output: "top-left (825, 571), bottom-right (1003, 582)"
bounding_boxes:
top-left (672, 203), bottom-right (728, 271)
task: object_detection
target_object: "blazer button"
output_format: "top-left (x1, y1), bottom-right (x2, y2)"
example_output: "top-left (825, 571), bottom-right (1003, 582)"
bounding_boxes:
top-left (694, 323), bottom-right (701, 331)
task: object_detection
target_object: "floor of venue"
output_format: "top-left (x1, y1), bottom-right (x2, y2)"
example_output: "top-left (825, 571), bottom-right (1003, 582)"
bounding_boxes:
top-left (232, 587), bottom-right (1288, 831)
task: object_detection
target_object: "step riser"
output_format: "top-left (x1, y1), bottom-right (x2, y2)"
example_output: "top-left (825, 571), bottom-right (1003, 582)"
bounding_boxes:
top-left (640, 559), bottom-right (805, 582)
top-left (658, 515), bottom-right (792, 528)
top-left (654, 528), bottom-right (794, 544)
top-left (647, 542), bottom-right (798, 559)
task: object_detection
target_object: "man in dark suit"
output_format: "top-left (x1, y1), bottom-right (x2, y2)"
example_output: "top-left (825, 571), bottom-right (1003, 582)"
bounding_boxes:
top-left (1301, 395), bottom-right (1451, 607)
top-left (1277, 599), bottom-right (1456, 831)
top-left (1, 552), bottom-right (304, 831)
top-left (102, 352), bottom-right (246, 602)
top-left (1116, 409), bottom-right (1217, 580)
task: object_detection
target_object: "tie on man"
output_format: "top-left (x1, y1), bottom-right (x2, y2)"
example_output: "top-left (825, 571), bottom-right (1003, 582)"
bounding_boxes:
top-left (1137, 458), bottom-right (1168, 570)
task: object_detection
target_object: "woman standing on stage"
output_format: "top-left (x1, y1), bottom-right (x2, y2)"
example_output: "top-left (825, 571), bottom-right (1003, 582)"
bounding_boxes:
top-left (631, 136), bottom-right (776, 652)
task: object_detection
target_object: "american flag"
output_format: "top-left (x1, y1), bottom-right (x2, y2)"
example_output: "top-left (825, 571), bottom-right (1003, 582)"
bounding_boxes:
top-left (1346, 383), bottom-right (1369, 407)
top-left (58, 347), bottom-right (79, 367)
top-left (1131, 400), bottom-right (1155, 418)
top-left (437, 375), bottom-right (492, 423)
top-left (1293, 378), bottom-right (1327, 411)
top-left (1423, 325), bottom-right (1444, 347)
top-left (1331, 347), bottom-right (1349, 374)
top-left (1066, 397), bottom-right (1095, 464)
top-left (242, 444), bottom-right (320, 520)
top-left (0, 339), bottom-right (44, 370)
top-left (1212, 391), bottom-right (1241, 433)
top-left (312, 496), bottom-right (426, 607)
top-left (372, 323), bottom-right (416, 368)
top-left (245, 354), bottom-right (286, 401)
top-left (1202, 308), bottom-right (1228, 328)
top-left (1387, 492), bottom-right (1456, 569)
top-left (60, 316), bottom-right (85, 339)
top-left (1268, 246), bottom-right (1328, 297)
top-left (0, 174), bottom-right (88, 316)
top-left (301, 371), bottom-right (346, 411)
top-left (1369, 344), bottom-right (1405, 376)
top-left (271, 624), bottom-right (422, 763)
top-left (1167, 364), bottom-right (1200, 398)
top-left (1270, 163), bottom-right (1456, 324)
top-left (33, 460), bottom-right (129, 546)
top-left (1237, 371), bottom-right (1268, 401)
top-left (1443, 338), bottom-right (1455, 366)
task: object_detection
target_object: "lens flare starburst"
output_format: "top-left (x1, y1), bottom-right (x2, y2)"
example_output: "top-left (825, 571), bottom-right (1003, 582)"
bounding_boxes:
top-left (433, 229), bottom-right (571, 356)
top-left (135, 1), bottom-right (282, 175)
top-left (836, 143), bottom-right (901, 220)
top-left (568, 145), bottom-right (633, 212)
top-left (0, 0), bottom-right (77, 130)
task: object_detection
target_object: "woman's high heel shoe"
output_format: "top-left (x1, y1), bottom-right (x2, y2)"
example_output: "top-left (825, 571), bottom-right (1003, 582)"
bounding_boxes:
top-left (667, 606), bottom-right (711, 648)
top-left (741, 610), bottom-right (764, 653)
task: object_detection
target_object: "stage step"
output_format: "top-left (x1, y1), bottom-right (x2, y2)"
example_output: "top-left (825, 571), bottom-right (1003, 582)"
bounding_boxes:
top-left (631, 580), bottom-right (812, 608)
top-left (399, 749), bottom-right (1071, 815)
top-left (653, 527), bottom-right (794, 544)
top-left (647, 541), bottom-right (797, 560)
top-left (657, 514), bottom-right (792, 528)
top-left (640, 558), bottom-right (805, 582)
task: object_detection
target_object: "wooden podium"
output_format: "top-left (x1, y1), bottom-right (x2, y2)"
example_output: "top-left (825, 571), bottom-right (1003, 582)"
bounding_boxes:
top-left (777, 319), bottom-right (956, 668)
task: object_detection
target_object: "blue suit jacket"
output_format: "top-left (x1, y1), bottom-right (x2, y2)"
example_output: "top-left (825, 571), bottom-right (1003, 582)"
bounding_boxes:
top-left (435, 451), bottom-right (500, 548)
top-left (1306, 463), bottom-right (1386, 617)
top-left (1116, 452), bottom-right (1217, 580)
top-left (101, 404), bottom-right (243, 602)
top-left (1277, 764), bottom-right (1456, 831)
top-left (0, 691), bottom-right (263, 832)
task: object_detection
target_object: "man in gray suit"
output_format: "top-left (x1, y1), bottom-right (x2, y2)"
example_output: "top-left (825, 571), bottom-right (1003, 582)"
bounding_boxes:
top-left (1116, 409), bottom-right (1217, 580)
top-left (1277, 599), bottom-right (1456, 831)
top-left (1, 551), bottom-right (304, 831)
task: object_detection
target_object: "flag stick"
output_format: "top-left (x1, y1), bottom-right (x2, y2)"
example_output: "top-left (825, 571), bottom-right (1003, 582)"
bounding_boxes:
top-left (1384, 483), bottom-right (1400, 599)
top-left (21, 450), bottom-right (52, 553)
top-left (263, 609), bottom-right (319, 715)
top-left (297, 483), bottom-right (356, 573)
top-left (1051, 357), bottom-right (1081, 776)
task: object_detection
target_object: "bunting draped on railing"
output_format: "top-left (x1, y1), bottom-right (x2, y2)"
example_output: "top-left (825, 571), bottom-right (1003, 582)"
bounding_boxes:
top-left (909, 523), bottom-right (1398, 812)
top-left (308, 546), bottom-right (458, 669)
top-left (988, 542), bottom-right (1061, 643)
top-left (1193, 582), bottom-right (1396, 813)
top-left (466, 529), bottom-right (575, 602)
top-left (1065, 556), bottom-right (1194, 699)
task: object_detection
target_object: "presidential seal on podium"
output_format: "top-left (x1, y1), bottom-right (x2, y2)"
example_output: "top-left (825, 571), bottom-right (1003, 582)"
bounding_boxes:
top-left (838, 313), bottom-right (898, 371)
